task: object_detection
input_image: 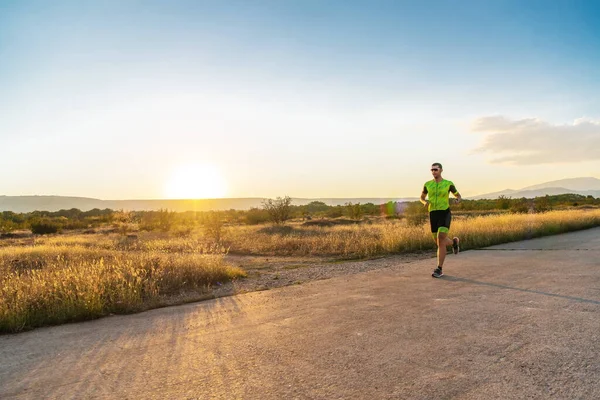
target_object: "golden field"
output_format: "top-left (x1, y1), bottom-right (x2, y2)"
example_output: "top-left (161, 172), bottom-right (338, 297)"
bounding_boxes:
top-left (224, 208), bottom-right (600, 257)
top-left (1, 208), bottom-right (599, 333)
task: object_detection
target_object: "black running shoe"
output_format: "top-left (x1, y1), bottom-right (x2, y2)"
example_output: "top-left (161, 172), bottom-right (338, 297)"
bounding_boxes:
top-left (452, 237), bottom-right (460, 255)
top-left (432, 267), bottom-right (443, 278)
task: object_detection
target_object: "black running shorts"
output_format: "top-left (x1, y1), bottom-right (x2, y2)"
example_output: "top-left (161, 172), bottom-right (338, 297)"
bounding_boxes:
top-left (429, 208), bottom-right (451, 234)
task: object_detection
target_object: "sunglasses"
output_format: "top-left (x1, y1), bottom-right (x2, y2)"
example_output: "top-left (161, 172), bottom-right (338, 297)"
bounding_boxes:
top-left (431, 168), bottom-right (439, 172)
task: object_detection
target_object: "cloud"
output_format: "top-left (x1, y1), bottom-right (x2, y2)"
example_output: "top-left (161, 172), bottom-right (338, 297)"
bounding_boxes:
top-left (471, 116), bottom-right (600, 165)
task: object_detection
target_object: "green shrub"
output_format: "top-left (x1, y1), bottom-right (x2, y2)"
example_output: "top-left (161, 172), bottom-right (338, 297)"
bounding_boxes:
top-left (139, 209), bottom-right (176, 232)
top-left (30, 220), bottom-right (61, 235)
top-left (404, 202), bottom-right (427, 226)
top-left (245, 208), bottom-right (270, 225)
top-left (326, 206), bottom-right (343, 218)
top-left (497, 195), bottom-right (511, 210)
top-left (345, 202), bottom-right (363, 220)
top-left (511, 198), bottom-right (531, 214)
top-left (534, 196), bottom-right (552, 213)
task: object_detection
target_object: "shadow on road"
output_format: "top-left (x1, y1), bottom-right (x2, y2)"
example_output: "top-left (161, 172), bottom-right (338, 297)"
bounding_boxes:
top-left (443, 275), bottom-right (600, 305)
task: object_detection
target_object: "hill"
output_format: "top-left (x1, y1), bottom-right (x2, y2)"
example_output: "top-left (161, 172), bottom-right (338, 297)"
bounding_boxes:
top-left (471, 177), bottom-right (600, 200)
top-left (0, 196), bottom-right (416, 213)
top-left (3, 176), bottom-right (598, 211)
top-left (520, 177), bottom-right (600, 191)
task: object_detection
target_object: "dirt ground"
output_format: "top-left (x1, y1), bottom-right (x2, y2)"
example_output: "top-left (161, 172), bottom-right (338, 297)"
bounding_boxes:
top-left (213, 250), bottom-right (436, 297)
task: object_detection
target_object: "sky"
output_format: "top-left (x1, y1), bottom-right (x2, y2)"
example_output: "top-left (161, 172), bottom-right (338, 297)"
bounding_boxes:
top-left (1, 0), bottom-right (599, 200)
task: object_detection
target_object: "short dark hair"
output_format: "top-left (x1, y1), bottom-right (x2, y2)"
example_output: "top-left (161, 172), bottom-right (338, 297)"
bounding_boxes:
top-left (432, 162), bottom-right (443, 169)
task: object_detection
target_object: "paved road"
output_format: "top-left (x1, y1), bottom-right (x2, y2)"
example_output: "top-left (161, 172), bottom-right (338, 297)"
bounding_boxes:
top-left (1, 228), bottom-right (599, 399)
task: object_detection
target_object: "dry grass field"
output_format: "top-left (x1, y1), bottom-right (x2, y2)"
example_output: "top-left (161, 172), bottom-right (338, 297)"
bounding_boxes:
top-left (1, 208), bottom-right (599, 333)
top-left (225, 208), bottom-right (600, 257)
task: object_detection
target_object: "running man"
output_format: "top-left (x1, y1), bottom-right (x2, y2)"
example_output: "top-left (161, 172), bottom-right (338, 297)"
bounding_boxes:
top-left (420, 162), bottom-right (462, 278)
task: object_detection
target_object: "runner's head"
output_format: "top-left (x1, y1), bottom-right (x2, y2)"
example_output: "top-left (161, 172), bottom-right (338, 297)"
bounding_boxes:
top-left (431, 162), bottom-right (442, 177)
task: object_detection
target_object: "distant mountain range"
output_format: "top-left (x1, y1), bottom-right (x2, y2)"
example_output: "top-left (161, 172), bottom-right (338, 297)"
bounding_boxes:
top-left (1, 177), bottom-right (598, 212)
top-left (0, 196), bottom-right (415, 213)
top-left (469, 177), bottom-right (600, 200)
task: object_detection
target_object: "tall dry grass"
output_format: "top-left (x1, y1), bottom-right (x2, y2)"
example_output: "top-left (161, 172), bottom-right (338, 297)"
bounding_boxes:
top-left (0, 242), bottom-right (245, 333)
top-left (224, 209), bottom-right (600, 258)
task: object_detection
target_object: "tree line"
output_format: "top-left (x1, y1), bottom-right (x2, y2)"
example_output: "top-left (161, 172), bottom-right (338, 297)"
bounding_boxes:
top-left (0, 194), bottom-right (598, 235)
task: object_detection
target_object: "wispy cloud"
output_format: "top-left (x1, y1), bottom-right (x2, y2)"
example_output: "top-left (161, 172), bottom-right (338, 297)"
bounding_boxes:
top-left (471, 116), bottom-right (600, 165)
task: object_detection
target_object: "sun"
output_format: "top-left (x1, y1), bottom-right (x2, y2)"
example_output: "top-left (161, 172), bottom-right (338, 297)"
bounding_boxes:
top-left (165, 163), bottom-right (227, 199)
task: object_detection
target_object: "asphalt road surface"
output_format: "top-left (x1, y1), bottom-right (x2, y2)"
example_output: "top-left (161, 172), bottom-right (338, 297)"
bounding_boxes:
top-left (1, 228), bottom-right (599, 399)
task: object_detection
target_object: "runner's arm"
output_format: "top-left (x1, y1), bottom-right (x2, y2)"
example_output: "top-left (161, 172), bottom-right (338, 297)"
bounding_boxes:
top-left (420, 187), bottom-right (429, 206)
top-left (450, 185), bottom-right (462, 203)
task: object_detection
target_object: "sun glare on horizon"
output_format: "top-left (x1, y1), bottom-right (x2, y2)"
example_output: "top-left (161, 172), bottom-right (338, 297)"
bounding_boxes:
top-left (165, 163), bottom-right (227, 199)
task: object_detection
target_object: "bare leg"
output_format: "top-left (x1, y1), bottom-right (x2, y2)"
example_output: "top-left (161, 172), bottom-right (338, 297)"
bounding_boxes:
top-left (436, 232), bottom-right (453, 267)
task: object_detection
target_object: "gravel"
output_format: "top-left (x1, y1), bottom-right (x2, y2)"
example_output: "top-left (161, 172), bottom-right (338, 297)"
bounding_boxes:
top-left (210, 251), bottom-right (436, 298)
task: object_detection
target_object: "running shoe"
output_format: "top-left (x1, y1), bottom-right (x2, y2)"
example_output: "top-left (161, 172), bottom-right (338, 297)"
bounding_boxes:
top-left (452, 237), bottom-right (460, 255)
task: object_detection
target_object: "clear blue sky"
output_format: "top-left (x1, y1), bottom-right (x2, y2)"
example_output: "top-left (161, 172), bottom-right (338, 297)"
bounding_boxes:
top-left (1, 0), bottom-right (599, 199)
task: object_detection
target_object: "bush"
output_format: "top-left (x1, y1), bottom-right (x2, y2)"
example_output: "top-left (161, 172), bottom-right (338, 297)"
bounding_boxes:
top-left (262, 196), bottom-right (293, 225)
top-left (497, 195), bottom-right (511, 210)
top-left (139, 209), bottom-right (176, 232)
top-left (244, 208), bottom-right (270, 225)
top-left (403, 202), bottom-right (428, 226)
top-left (203, 212), bottom-right (224, 243)
top-left (30, 220), bottom-right (61, 235)
top-left (112, 210), bottom-right (135, 235)
top-left (0, 219), bottom-right (18, 233)
top-left (345, 202), bottom-right (363, 220)
top-left (326, 206), bottom-right (344, 218)
top-left (301, 201), bottom-right (330, 216)
top-left (511, 198), bottom-right (531, 214)
top-left (534, 196), bottom-right (552, 213)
